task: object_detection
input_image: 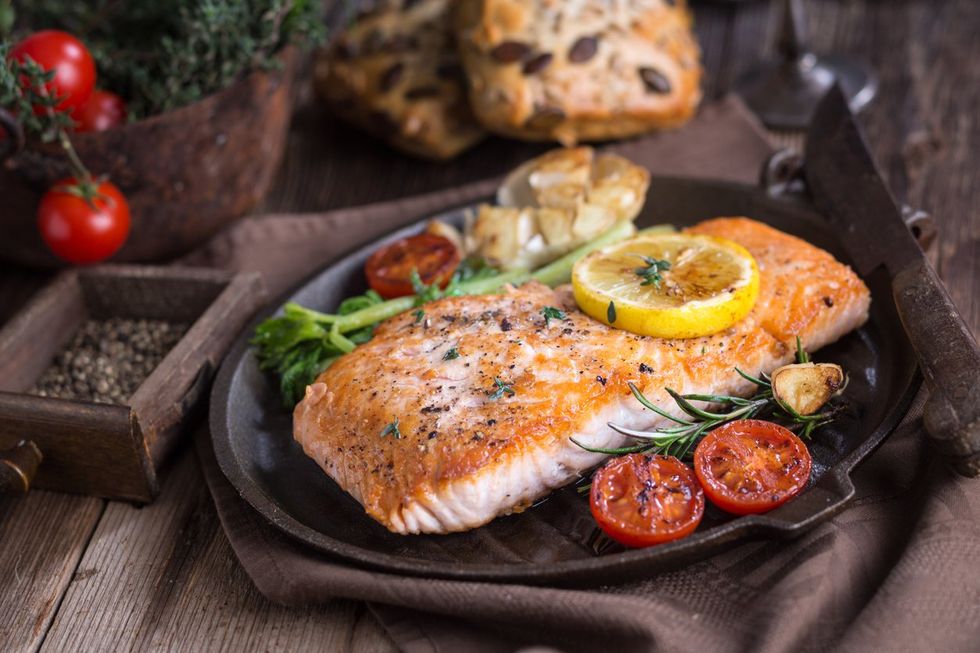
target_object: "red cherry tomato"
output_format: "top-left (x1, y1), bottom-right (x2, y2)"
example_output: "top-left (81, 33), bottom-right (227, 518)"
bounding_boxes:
top-left (37, 178), bottom-right (131, 265)
top-left (10, 30), bottom-right (96, 113)
top-left (590, 453), bottom-right (705, 547)
top-left (365, 233), bottom-right (461, 299)
top-left (693, 420), bottom-right (812, 515)
top-left (72, 90), bottom-right (127, 132)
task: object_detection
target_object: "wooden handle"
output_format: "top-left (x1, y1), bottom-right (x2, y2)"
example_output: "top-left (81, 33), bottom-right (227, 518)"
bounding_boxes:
top-left (893, 259), bottom-right (980, 476)
top-left (0, 440), bottom-right (43, 495)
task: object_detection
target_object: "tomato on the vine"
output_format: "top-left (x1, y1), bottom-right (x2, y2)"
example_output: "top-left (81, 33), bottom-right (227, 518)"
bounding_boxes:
top-left (10, 30), bottom-right (96, 113)
top-left (590, 453), bottom-right (705, 547)
top-left (693, 420), bottom-right (812, 515)
top-left (365, 233), bottom-right (461, 299)
top-left (37, 178), bottom-right (130, 265)
top-left (72, 90), bottom-right (127, 132)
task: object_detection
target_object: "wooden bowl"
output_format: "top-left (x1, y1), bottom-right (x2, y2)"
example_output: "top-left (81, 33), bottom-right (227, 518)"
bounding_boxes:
top-left (0, 49), bottom-right (298, 268)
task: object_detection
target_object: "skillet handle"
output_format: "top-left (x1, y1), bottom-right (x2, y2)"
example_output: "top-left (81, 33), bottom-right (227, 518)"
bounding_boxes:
top-left (893, 258), bottom-right (980, 476)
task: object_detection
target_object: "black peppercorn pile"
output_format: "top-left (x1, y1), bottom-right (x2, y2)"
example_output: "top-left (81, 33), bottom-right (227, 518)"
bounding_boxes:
top-left (31, 318), bottom-right (190, 404)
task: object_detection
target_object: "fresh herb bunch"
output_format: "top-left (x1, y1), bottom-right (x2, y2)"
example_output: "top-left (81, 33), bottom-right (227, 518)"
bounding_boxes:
top-left (7, 0), bottom-right (324, 120)
top-left (0, 42), bottom-right (72, 141)
top-left (572, 338), bottom-right (844, 463)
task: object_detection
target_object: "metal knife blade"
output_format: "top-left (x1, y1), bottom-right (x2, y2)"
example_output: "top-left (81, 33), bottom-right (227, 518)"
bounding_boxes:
top-left (805, 85), bottom-right (980, 477)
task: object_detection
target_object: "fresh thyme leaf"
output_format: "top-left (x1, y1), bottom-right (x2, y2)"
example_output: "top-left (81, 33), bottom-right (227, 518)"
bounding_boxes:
top-left (541, 306), bottom-right (567, 326)
top-left (443, 346), bottom-right (460, 361)
top-left (0, 46), bottom-right (73, 142)
top-left (412, 309), bottom-right (425, 323)
top-left (607, 301), bottom-right (617, 324)
top-left (380, 419), bottom-right (401, 439)
top-left (488, 377), bottom-right (515, 400)
top-left (634, 256), bottom-right (671, 287)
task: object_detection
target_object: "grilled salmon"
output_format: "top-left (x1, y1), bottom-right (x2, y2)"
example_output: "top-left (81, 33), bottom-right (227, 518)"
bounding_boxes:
top-left (293, 218), bottom-right (871, 534)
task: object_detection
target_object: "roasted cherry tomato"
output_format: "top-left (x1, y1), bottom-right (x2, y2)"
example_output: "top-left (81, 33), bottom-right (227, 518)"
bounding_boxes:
top-left (590, 453), bottom-right (705, 547)
top-left (693, 419), bottom-right (812, 515)
top-left (10, 30), bottom-right (96, 113)
top-left (365, 233), bottom-right (461, 299)
top-left (72, 90), bottom-right (127, 132)
top-left (38, 178), bottom-right (131, 265)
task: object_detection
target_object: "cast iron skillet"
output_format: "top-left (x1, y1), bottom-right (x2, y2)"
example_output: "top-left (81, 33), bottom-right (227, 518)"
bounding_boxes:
top-left (210, 177), bottom-right (919, 586)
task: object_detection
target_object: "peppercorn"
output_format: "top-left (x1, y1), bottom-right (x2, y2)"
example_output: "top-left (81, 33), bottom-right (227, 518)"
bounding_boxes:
top-left (30, 318), bottom-right (189, 404)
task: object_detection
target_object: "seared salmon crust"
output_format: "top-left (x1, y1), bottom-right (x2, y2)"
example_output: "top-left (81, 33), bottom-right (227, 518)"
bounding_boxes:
top-left (294, 218), bottom-right (871, 534)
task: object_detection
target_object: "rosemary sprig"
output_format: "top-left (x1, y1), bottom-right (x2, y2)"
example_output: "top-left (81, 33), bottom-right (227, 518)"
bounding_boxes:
top-left (573, 339), bottom-right (842, 460)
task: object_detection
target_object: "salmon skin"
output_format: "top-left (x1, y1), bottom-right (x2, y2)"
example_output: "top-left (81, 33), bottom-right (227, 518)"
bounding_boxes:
top-left (293, 218), bottom-right (871, 534)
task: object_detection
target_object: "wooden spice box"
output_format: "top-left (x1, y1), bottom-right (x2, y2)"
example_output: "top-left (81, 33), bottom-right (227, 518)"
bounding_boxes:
top-left (0, 265), bottom-right (264, 502)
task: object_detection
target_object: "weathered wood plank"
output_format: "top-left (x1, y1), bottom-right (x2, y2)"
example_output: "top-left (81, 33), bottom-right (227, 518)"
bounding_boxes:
top-left (39, 448), bottom-right (396, 653)
top-left (0, 492), bottom-right (103, 653)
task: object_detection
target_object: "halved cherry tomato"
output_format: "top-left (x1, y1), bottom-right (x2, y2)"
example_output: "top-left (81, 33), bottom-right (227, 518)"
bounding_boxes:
top-left (693, 420), bottom-right (812, 515)
top-left (590, 453), bottom-right (705, 548)
top-left (72, 90), bottom-right (127, 132)
top-left (10, 30), bottom-right (96, 113)
top-left (365, 233), bottom-right (461, 299)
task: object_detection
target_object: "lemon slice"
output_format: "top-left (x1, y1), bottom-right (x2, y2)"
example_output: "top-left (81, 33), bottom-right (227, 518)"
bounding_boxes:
top-left (571, 232), bottom-right (760, 338)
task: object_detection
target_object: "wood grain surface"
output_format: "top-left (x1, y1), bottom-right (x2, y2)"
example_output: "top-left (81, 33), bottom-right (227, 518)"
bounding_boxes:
top-left (0, 1), bottom-right (977, 650)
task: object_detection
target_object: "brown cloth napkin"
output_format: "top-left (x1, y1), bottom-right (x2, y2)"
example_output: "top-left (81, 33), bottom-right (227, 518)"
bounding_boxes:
top-left (190, 97), bottom-right (980, 652)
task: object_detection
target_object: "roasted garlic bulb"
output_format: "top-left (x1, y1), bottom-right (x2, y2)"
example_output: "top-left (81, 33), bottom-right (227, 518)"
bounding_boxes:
top-left (464, 147), bottom-right (650, 270)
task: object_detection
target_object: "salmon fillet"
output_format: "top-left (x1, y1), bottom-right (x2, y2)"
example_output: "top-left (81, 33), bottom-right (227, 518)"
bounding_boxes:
top-left (293, 217), bottom-right (871, 534)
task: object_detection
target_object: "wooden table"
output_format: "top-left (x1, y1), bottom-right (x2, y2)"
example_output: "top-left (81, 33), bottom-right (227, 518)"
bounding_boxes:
top-left (2, 1), bottom-right (978, 649)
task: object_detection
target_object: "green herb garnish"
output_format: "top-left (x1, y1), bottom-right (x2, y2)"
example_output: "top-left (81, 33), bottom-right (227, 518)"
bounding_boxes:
top-left (412, 309), bottom-right (425, 323)
top-left (571, 340), bottom-right (842, 460)
top-left (607, 301), bottom-right (617, 324)
top-left (443, 347), bottom-right (460, 361)
top-left (380, 419), bottom-right (401, 439)
top-left (634, 256), bottom-right (671, 287)
top-left (541, 306), bottom-right (567, 326)
top-left (488, 377), bottom-right (515, 400)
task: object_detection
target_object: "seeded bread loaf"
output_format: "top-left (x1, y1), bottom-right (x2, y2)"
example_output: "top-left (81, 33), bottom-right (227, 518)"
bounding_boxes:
top-left (315, 0), bottom-right (485, 160)
top-left (453, 0), bottom-right (703, 144)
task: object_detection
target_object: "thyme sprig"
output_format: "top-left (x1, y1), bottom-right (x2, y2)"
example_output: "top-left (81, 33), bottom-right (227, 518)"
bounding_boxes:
top-left (634, 256), bottom-right (671, 287)
top-left (488, 377), bottom-right (515, 400)
top-left (572, 338), bottom-right (842, 463)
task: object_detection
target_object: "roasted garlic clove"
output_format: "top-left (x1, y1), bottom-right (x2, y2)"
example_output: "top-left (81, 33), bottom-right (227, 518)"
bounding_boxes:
top-left (473, 147), bottom-right (651, 270)
top-left (771, 363), bottom-right (846, 416)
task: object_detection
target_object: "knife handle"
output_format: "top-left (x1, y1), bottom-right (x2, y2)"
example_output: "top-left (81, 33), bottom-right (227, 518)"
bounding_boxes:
top-left (893, 259), bottom-right (980, 476)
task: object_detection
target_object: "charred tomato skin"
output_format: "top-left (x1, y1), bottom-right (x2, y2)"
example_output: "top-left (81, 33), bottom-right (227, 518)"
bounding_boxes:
top-left (590, 453), bottom-right (705, 547)
top-left (365, 233), bottom-right (461, 299)
top-left (693, 419), bottom-right (812, 516)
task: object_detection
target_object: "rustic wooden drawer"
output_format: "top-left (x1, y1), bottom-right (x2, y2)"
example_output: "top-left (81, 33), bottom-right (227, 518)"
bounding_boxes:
top-left (0, 265), bottom-right (264, 502)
